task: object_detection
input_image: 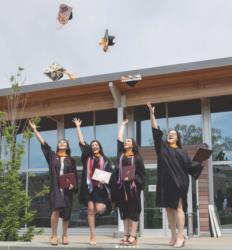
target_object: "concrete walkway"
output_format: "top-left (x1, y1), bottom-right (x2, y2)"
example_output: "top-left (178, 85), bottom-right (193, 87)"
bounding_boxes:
top-left (0, 235), bottom-right (231, 250)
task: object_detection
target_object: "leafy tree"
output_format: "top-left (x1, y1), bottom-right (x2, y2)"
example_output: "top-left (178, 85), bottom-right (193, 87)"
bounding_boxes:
top-left (0, 68), bottom-right (47, 241)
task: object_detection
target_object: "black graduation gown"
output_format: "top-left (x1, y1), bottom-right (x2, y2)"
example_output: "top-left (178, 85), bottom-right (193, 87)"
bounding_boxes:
top-left (41, 142), bottom-right (78, 220)
top-left (152, 128), bottom-right (203, 212)
top-left (78, 142), bottom-right (113, 211)
top-left (113, 140), bottom-right (145, 221)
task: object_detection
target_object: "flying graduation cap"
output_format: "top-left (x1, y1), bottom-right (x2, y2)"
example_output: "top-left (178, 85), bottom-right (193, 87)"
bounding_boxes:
top-left (121, 74), bottom-right (142, 87)
top-left (99, 29), bottom-right (115, 52)
top-left (57, 3), bottom-right (73, 26)
top-left (44, 63), bottom-right (77, 81)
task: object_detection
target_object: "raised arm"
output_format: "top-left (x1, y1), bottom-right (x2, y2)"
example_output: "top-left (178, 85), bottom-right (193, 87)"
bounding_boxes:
top-left (147, 102), bottom-right (158, 129)
top-left (118, 119), bottom-right (128, 142)
top-left (72, 118), bottom-right (85, 145)
top-left (29, 120), bottom-right (45, 145)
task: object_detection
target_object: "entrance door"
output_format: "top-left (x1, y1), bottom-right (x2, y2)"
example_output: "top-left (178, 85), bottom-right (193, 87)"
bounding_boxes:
top-left (140, 167), bottom-right (167, 235)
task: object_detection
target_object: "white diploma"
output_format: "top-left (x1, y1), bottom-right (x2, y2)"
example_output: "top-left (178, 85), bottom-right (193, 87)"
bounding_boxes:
top-left (92, 169), bottom-right (112, 184)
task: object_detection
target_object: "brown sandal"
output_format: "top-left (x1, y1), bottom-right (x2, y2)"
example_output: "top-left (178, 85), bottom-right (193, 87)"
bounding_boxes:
top-left (125, 235), bottom-right (138, 246)
top-left (119, 235), bottom-right (129, 245)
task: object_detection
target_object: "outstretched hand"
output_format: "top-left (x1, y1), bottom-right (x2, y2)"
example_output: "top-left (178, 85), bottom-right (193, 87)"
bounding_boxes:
top-left (147, 102), bottom-right (155, 114)
top-left (72, 117), bottom-right (82, 127)
top-left (28, 120), bottom-right (37, 131)
top-left (122, 119), bottom-right (129, 126)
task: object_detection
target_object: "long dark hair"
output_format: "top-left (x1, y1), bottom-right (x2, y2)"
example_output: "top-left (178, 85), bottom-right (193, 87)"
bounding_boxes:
top-left (90, 139), bottom-right (106, 158)
top-left (166, 130), bottom-right (182, 148)
top-left (123, 138), bottom-right (143, 161)
top-left (56, 138), bottom-right (71, 156)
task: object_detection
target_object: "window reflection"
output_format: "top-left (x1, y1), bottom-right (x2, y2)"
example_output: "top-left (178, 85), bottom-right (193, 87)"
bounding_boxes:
top-left (211, 111), bottom-right (232, 161)
top-left (16, 134), bottom-right (28, 169)
top-left (29, 130), bottom-right (57, 169)
top-left (141, 118), bottom-right (166, 146)
top-left (213, 164), bottom-right (232, 229)
top-left (28, 172), bottom-right (50, 227)
top-left (211, 96), bottom-right (232, 161)
top-left (65, 126), bottom-right (94, 166)
top-left (96, 123), bottom-right (117, 163)
top-left (168, 115), bottom-right (202, 145)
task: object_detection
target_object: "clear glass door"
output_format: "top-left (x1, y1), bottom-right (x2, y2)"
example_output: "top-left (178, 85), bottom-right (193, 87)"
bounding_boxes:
top-left (142, 168), bottom-right (165, 235)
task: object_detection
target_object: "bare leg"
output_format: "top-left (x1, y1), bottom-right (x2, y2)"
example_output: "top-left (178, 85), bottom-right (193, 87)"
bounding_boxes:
top-left (129, 219), bottom-right (138, 237)
top-left (119, 219), bottom-right (130, 244)
top-left (95, 203), bottom-right (106, 214)
top-left (88, 201), bottom-right (96, 244)
top-left (123, 219), bottom-right (130, 236)
top-left (50, 209), bottom-right (60, 245)
top-left (62, 219), bottom-right (69, 244)
top-left (166, 207), bottom-right (177, 245)
top-left (127, 219), bottom-right (138, 245)
top-left (174, 199), bottom-right (185, 247)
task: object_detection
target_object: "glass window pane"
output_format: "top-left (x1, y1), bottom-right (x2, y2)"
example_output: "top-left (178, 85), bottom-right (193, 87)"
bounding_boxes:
top-left (28, 171), bottom-right (50, 227)
top-left (168, 100), bottom-right (202, 145)
top-left (211, 96), bottom-right (232, 161)
top-left (16, 134), bottom-right (28, 170)
top-left (29, 130), bottom-right (57, 169)
top-left (141, 118), bottom-right (166, 146)
top-left (135, 104), bottom-right (166, 147)
top-left (213, 164), bottom-right (232, 229)
top-left (65, 126), bottom-right (94, 166)
top-left (96, 123), bottom-right (117, 163)
top-left (144, 169), bottom-right (162, 229)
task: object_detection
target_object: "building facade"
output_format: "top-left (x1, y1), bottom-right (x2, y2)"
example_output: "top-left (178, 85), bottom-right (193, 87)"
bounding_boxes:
top-left (0, 58), bottom-right (232, 236)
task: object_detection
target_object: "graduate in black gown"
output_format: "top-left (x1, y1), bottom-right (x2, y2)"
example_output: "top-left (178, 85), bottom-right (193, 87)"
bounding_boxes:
top-left (73, 118), bottom-right (112, 245)
top-left (147, 103), bottom-right (205, 248)
top-left (29, 120), bottom-right (78, 246)
top-left (114, 119), bottom-right (145, 246)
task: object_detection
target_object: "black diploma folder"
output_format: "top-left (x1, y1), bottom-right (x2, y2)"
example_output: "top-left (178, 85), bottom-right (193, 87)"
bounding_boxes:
top-left (193, 147), bottom-right (212, 163)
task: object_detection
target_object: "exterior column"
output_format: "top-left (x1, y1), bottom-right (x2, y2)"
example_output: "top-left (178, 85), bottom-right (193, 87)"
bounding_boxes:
top-left (57, 115), bottom-right (65, 140)
top-left (126, 107), bottom-right (134, 138)
top-left (199, 98), bottom-right (211, 235)
top-left (117, 105), bottom-right (124, 237)
top-left (187, 176), bottom-right (194, 237)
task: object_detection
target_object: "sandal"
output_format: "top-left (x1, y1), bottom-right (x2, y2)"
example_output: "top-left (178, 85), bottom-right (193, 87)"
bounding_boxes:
top-left (62, 235), bottom-right (69, 245)
top-left (168, 236), bottom-right (177, 246)
top-left (125, 235), bottom-right (138, 246)
top-left (89, 236), bottom-right (97, 245)
top-left (119, 235), bottom-right (129, 245)
top-left (50, 236), bottom-right (59, 246)
top-left (173, 236), bottom-right (185, 248)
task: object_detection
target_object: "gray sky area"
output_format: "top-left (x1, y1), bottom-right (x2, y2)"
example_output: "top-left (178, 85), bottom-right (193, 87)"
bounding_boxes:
top-left (1, 0), bottom-right (232, 88)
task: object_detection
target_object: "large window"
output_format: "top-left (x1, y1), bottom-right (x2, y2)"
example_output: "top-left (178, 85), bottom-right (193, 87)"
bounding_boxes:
top-left (211, 96), bottom-right (232, 161)
top-left (211, 96), bottom-right (232, 230)
top-left (168, 99), bottom-right (202, 145)
top-left (135, 103), bottom-right (166, 147)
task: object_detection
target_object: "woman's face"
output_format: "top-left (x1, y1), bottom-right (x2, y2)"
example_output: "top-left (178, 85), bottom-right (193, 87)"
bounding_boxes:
top-left (91, 141), bottom-right (100, 154)
top-left (58, 139), bottom-right (68, 150)
top-left (124, 138), bottom-right (133, 150)
top-left (167, 130), bottom-right (178, 145)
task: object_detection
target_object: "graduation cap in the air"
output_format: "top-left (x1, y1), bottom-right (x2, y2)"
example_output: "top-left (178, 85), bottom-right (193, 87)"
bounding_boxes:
top-left (44, 63), bottom-right (65, 81)
top-left (57, 4), bottom-right (73, 25)
top-left (44, 63), bottom-right (77, 81)
top-left (99, 29), bottom-right (116, 52)
top-left (121, 74), bottom-right (142, 87)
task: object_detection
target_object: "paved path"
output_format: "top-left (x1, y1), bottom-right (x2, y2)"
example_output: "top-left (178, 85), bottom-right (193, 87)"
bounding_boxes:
top-left (0, 235), bottom-right (231, 250)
